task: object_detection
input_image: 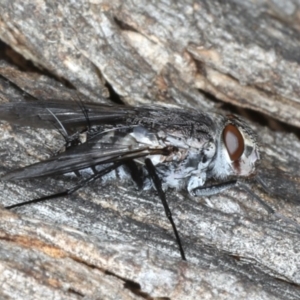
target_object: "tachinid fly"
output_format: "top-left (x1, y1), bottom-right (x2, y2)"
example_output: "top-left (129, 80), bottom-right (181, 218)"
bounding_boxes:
top-left (0, 101), bottom-right (260, 260)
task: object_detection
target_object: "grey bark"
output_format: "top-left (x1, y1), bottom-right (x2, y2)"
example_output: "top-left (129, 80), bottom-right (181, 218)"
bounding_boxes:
top-left (0, 1), bottom-right (300, 299)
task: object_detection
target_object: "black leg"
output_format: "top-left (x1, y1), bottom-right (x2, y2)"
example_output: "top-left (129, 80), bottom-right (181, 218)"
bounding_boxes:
top-left (5, 163), bottom-right (122, 209)
top-left (237, 181), bottom-right (275, 214)
top-left (192, 180), bottom-right (237, 196)
top-left (124, 160), bottom-right (144, 190)
top-left (145, 158), bottom-right (186, 261)
top-left (193, 179), bottom-right (276, 214)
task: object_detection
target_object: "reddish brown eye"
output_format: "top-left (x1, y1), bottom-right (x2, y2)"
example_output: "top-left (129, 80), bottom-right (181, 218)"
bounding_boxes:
top-left (223, 124), bottom-right (244, 161)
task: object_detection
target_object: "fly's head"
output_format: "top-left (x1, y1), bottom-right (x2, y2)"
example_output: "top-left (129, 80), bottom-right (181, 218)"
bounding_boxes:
top-left (212, 115), bottom-right (260, 179)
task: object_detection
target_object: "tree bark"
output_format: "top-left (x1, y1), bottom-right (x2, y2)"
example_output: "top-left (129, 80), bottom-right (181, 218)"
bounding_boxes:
top-left (0, 1), bottom-right (300, 299)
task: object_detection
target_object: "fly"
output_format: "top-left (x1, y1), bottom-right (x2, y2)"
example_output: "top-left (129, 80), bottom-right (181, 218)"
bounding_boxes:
top-left (0, 100), bottom-right (262, 260)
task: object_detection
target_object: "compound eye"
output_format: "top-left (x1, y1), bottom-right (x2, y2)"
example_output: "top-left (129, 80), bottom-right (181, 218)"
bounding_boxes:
top-left (223, 124), bottom-right (244, 161)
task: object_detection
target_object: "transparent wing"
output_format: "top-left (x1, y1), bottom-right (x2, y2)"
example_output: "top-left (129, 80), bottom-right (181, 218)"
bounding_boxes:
top-left (2, 129), bottom-right (169, 180)
top-left (0, 100), bottom-right (130, 129)
top-left (0, 100), bottom-right (216, 180)
top-left (0, 100), bottom-right (215, 132)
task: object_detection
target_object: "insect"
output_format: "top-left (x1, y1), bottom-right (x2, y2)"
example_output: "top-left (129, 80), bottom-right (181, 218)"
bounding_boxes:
top-left (0, 100), bottom-right (261, 260)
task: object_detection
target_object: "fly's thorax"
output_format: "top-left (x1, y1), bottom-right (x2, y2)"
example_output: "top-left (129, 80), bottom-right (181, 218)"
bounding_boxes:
top-left (148, 140), bottom-right (217, 192)
top-left (211, 114), bottom-right (260, 179)
top-left (129, 124), bottom-right (218, 191)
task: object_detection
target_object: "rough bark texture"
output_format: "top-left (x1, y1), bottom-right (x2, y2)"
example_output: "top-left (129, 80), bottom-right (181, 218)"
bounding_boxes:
top-left (0, 1), bottom-right (300, 299)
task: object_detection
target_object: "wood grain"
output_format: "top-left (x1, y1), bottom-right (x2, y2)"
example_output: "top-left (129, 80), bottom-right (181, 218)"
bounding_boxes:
top-left (0, 1), bottom-right (300, 299)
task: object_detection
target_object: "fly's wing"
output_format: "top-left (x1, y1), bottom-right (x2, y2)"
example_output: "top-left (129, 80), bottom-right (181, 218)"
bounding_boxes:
top-left (0, 100), bottom-right (216, 180)
top-left (0, 100), bottom-right (215, 132)
top-left (0, 100), bottom-right (131, 130)
top-left (2, 129), bottom-right (168, 181)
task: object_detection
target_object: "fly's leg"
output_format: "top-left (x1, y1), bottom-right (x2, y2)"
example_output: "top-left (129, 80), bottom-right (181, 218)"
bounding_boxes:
top-left (46, 108), bottom-right (82, 150)
top-left (191, 180), bottom-right (238, 197)
top-left (145, 158), bottom-right (186, 261)
top-left (196, 179), bottom-right (300, 232)
top-left (124, 160), bottom-right (144, 190)
top-left (192, 180), bottom-right (275, 214)
top-left (237, 182), bottom-right (275, 214)
top-left (5, 162), bottom-right (123, 209)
